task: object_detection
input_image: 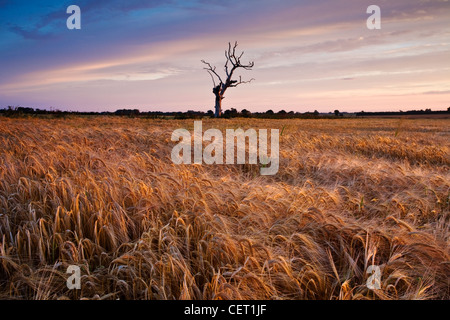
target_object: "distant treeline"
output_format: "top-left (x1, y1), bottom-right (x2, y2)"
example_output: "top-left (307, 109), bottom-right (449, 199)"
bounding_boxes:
top-left (355, 108), bottom-right (450, 117)
top-left (1, 106), bottom-right (449, 119)
top-left (0, 106), bottom-right (333, 119)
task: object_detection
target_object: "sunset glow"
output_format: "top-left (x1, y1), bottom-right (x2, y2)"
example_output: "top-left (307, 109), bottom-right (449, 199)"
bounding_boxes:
top-left (1, 0), bottom-right (449, 112)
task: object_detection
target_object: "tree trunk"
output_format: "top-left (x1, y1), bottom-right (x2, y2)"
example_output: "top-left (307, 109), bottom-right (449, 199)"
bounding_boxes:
top-left (214, 95), bottom-right (222, 118)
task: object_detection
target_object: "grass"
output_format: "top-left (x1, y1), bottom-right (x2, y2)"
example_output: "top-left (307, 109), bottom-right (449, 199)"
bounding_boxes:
top-left (0, 116), bottom-right (448, 300)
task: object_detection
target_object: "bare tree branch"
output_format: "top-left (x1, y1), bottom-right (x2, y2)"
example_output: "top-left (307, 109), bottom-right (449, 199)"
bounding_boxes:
top-left (202, 41), bottom-right (255, 117)
top-left (224, 51), bottom-right (230, 77)
top-left (229, 76), bottom-right (255, 88)
top-left (201, 59), bottom-right (223, 85)
top-left (206, 70), bottom-right (216, 87)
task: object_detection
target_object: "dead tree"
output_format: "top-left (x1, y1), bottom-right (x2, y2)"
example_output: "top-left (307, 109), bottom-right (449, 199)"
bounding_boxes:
top-left (202, 42), bottom-right (254, 118)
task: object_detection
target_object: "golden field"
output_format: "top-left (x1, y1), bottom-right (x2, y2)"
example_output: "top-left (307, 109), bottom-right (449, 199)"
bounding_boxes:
top-left (0, 116), bottom-right (448, 300)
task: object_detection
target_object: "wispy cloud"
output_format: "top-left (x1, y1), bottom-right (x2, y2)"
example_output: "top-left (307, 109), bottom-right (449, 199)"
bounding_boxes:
top-left (423, 90), bottom-right (450, 95)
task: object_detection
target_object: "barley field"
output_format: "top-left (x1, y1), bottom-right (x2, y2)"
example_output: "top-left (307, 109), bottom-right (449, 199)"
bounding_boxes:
top-left (0, 116), bottom-right (448, 300)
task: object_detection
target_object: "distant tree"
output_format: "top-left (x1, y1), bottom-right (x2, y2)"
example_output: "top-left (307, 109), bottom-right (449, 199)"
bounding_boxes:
top-left (334, 109), bottom-right (340, 116)
top-left (17, 107), bottom-right (34, 114)
top-left (206, 110), bottom-right (214, 117)
top-left (278, 110), bottom-right (287, 115)
top-left (115, 109), bottom-right (140, 116)
top-left (448, 107), bottom-right (450, 112)
top-left (266, 109), bottom-right (274, 115)
top-left (241, 109), bottom-right (251, 117)
top-left (201, 42), bottom-right (255, 118)
top-left (223, 108), bottom-right (239, 118)
top-left (186, 110), bottom-right (205, 119)
top-left (313, 110), bottom-right (319, 116)
top-left (3, 106), bottom-right (15, 117)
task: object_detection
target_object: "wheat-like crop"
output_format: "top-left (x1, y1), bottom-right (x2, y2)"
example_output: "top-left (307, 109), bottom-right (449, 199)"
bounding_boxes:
top-left (0, 117), bottom-right (448, 300)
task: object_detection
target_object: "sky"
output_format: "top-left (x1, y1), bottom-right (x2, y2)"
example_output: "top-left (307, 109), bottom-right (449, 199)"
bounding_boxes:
top-left (0, 0), bottom-right (449, 113)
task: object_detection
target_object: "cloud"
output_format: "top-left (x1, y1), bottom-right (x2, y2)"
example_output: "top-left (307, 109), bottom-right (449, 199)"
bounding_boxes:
top-left (423, 90), bottom-right (450, 95)
top-left (6, 0), bottom-right (171, 40)
top-left (74, 0), bottom-right (171, 17)
top-left (7, 24), bottom-right (56, 40)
